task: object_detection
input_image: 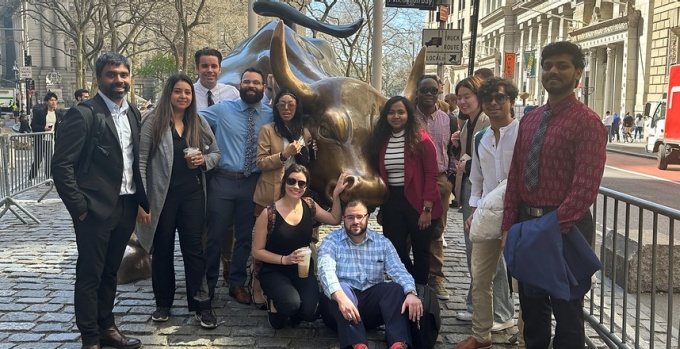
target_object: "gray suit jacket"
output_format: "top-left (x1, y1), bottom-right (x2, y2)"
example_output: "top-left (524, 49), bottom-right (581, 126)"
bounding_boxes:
top-left (135, 113), bottom-right (221, 252)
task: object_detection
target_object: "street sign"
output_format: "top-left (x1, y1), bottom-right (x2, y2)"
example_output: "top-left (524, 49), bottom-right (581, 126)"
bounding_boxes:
top-left (386, 0), bottom-right (436, 10)
top-left (422, 28), bottom-right (463, 66)
top-left (422, 28), bottom-right (463, 65)
top-left (19, 66), bottom-right (32, 79)
top-left (425, 52), bottom-right (462, 65)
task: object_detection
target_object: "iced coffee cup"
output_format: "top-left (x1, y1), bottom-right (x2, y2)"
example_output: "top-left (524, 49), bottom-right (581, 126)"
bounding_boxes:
top-left (183, 147), bottom-right (200, 169)
top-left (297, 246), bottom-right (312, 278)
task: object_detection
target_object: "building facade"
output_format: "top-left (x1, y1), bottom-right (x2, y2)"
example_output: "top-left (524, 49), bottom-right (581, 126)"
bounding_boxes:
top-left (427, 0), bottom-right (679, 117)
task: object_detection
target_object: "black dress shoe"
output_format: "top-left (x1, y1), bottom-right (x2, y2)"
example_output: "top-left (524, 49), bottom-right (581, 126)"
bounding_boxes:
top-left (81, 345), bottom-right (101, 349)
top-left (99, 325), bottom-right (141, 349)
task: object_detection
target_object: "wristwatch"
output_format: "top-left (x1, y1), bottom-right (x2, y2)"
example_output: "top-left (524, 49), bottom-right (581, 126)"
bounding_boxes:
top-left (406, 289), bottom-right (418, 297)
top-left (279, 152), bottom-right (288, 162)
top-left (423, 206), bottom-right (432, 213)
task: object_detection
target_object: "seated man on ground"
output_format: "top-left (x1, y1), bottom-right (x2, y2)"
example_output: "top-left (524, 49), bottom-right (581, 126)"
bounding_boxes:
top-left (317, 200), bottom-right (423, 349)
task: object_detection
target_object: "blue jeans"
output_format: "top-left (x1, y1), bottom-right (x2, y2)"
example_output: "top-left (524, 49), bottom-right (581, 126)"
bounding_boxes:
top-left (205, 173), bottom-right (259, 294)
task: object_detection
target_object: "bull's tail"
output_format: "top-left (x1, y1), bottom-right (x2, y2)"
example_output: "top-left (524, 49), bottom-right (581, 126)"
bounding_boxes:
top-left (253, 0), bottom-right (363, 38)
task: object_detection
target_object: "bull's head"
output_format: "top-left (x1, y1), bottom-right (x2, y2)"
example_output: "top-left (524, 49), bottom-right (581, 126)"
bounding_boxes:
top-left (270, 22), bottom-right (388, 208)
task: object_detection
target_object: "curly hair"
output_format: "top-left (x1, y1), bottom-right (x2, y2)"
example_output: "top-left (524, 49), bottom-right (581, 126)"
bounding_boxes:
top-left (478, 77), bottom-right (519, 102)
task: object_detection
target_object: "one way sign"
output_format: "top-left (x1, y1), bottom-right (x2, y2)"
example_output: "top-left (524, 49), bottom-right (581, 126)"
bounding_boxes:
top-left (425, 52), bottom-right (462, 65)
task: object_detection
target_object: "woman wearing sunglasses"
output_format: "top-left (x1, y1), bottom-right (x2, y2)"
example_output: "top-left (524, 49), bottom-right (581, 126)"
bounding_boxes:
top-left (136, 73), bottom-right (221, 328)
top-left (366, 96), bottom-right (442, 285)
top-left (252, 89), bottom-right (317, 307)
top-left (252, 164), bottom-right (348, 329)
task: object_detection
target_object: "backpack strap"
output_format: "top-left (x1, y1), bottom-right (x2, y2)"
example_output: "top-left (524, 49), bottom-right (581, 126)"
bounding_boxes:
top-left (473, 126), bottom-right (490, 160)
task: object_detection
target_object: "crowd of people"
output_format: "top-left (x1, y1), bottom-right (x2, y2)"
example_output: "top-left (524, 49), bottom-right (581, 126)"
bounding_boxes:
top-left (50, 40), bottom-right (606, 349)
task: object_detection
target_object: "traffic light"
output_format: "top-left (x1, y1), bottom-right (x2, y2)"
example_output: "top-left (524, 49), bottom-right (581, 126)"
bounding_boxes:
top-left (29, 79), bottom-right (35, 90)
top-left (24, 52), bottom-right (32, 66)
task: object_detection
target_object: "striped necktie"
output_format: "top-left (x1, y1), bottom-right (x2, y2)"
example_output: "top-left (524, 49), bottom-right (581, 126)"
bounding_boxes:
top-left (243, 107), bottom-right (256, 177)
top-left (525, 109), bottom-right (552, 192)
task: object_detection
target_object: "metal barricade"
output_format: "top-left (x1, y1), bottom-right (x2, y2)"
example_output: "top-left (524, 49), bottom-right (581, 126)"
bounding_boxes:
top-left (587, 188), bottom-right (680, 348)
top-left (0, 131), bottom-right (55, 223)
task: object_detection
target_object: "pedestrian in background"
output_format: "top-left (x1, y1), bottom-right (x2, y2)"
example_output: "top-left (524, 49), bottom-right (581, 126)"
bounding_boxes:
top-left (602, 111), bottom-right (613, 143)
top-left (611, 112), bottom-right (621, 142)
top-left (634, 113), bottom-right (645, 141)
top-left (135, 73), bottom-right (221, 328)
top-left (29, 92), bottom-right (64, 180)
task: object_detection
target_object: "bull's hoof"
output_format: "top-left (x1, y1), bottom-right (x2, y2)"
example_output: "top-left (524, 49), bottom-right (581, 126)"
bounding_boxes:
top-left (117, 235), bottom-right (151, 284)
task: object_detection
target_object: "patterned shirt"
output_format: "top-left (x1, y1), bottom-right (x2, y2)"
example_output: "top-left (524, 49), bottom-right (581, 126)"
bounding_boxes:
top-left (502, 93), bottom-right (606, 232)
top-left (317, 228), bottom-right (416, 298)
top-left (415, 106), bottom-right (453, 173)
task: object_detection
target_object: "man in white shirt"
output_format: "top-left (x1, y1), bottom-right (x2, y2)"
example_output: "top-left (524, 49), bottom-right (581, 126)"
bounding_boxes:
top-left (193, 47), bottom-right (239, 111)
top-left (455, 77), bottom-right (518, 349)
top-left (602, 111), bottom-right (613, 143)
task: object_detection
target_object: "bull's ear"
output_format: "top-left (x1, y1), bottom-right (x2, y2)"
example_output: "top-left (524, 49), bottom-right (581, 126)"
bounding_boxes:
top-left (403, 46), bottom-right (427, 103)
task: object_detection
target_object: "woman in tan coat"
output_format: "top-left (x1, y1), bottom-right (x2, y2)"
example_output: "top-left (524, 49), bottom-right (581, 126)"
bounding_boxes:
top-left (252, 89), bottom-right (315, 307)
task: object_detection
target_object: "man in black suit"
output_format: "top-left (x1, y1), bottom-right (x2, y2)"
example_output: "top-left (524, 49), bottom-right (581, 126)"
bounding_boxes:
top-left (28, 92), bottom-right (65, 180)
top-left (52, 52), bottom-right (149, 349)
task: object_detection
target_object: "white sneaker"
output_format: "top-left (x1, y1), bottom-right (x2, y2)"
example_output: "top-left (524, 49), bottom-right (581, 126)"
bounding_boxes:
top-left (491, 319), bottom-right (515, 332)
top-left (456, 311), bottom-right (473, 321)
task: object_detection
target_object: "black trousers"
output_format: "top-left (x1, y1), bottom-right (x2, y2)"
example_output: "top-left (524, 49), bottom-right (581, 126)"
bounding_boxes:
top-left (381, 186), bottom-right (436, 285)
top-left (73, 194), bottom-right (137, 346)
top-left (320, 282), bottom-right (411, 349)
top-left (28, 136), bottom-right (52, 180)
top-left (259, 261), bottom-right (320, 325)
top-left (517, 208), bottom-right (593, 349)
top-left (152, 178), bottom-right (210, 312)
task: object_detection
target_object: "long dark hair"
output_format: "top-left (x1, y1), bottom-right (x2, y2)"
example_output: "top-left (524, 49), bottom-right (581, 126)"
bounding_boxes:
top-left (272, 89), bottom-right (304, 142)
top-left (149, 73), bottom-right (212, 156)
top-left (366, 96), bottom-right (422, 169)
top-left (279, 164), bottom-right (311, 198)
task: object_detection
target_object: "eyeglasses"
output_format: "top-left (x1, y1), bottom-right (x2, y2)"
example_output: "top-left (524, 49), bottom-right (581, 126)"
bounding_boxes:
top-left (418, 87), bottom-right (439, 95)
top-left (285, 177), bottom-right (307, 188)
top-left (344, 214), bottom-right (369, 221)
top-left (480, 93), bottom-right (509, 105)
top-left (276, 103), bottom-right (297, 110)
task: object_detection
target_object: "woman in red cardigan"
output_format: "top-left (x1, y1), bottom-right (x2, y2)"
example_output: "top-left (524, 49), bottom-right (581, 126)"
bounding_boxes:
top-left (367, 96), bottom-right (442, 285)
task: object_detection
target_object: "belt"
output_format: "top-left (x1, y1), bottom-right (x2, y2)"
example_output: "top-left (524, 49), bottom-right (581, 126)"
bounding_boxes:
top-left (215, 169), bottom-right (248, 179)
top-left (521, 203), bottom-right (556, 217)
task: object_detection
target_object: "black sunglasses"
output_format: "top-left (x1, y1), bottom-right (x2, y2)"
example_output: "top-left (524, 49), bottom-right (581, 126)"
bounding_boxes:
top-left (418, 87), bottom-right (439, 95)
top-left (285, 177), bottom-right (307, 188)
top-left (480, 93), bottom-right (509, 105)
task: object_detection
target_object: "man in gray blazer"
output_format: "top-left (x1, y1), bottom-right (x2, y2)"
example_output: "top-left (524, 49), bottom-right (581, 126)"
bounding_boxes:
top-left (52, 52), bottom-right (149, 349)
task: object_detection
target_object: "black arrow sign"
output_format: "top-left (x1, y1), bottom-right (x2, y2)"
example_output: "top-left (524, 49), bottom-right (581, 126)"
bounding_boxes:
top-left (449, 54), bottom-right (458, 63)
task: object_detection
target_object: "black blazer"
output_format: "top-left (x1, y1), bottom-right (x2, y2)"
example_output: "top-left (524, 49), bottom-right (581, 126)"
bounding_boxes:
top-left (52, 94), bottom-right (149, 221)
top-left (30, 104), bottom-right (65, 133)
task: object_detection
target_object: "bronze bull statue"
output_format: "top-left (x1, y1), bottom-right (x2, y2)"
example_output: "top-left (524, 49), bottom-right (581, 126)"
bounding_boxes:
top-left (117, 11), bottom-right (427, 284)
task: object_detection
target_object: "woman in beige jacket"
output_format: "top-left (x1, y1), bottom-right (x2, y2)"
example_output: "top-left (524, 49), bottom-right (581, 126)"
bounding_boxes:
top-left (251, 89), bottom-right (314, 307)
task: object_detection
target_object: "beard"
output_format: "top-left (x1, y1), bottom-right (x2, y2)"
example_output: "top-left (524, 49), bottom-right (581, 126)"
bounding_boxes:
top-left (100, 82), bottom-right (130, 101)
top-left (344, 224), bottom-right (368, 238)
top-left (240, 87), bottom-right (264, 104)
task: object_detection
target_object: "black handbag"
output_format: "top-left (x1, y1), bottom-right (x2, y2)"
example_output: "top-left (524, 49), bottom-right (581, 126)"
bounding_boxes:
top-left (409, 284), bottom-right (441, 349)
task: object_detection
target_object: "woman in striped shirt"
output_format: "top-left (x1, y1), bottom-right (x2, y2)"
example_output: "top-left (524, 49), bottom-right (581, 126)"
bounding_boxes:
top-left (366, 96), bottom-right (442, 285)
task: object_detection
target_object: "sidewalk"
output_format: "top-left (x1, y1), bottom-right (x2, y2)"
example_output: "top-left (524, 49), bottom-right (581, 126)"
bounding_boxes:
top-left (0, 189), bottom-right (525, 348)
top-left (606, 139), bottom-right (654, 159)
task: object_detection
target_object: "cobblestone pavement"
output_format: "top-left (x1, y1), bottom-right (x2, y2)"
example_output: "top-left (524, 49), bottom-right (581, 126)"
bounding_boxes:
top-left (0, 189), bottom-right (519, 349)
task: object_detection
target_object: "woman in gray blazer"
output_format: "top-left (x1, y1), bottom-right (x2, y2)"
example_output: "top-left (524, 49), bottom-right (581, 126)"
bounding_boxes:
top-left (136, 74), bottom-right (221, 329)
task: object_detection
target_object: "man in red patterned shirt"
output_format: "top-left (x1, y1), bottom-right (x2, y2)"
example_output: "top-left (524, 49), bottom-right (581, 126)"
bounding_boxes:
top-left (501, 41), bottom-right (607, 349)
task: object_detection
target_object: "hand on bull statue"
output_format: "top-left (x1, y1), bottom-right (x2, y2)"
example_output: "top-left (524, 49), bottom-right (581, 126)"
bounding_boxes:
top-left (333, 172), bottom-right (350, 199)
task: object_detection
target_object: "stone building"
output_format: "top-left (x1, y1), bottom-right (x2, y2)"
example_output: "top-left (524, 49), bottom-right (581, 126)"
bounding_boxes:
top-left (426, 0), bottom-right (679, 117)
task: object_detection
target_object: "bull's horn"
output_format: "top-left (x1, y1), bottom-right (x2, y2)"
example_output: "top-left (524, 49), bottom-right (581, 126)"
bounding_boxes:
top-left (270, 21), bottom-right (315, 104)
top-left (403, 46), bottom-right (427, 103)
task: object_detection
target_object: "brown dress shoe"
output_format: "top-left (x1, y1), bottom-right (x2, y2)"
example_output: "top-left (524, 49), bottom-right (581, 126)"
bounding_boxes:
top-left (453, 336), bottom-right (492, 349)
top-left (229, 286), bottom-right (252, 304)
top-left (81, 345), bottom-right (101, 349)
top-left (99, 324), bottom-right (142, 349)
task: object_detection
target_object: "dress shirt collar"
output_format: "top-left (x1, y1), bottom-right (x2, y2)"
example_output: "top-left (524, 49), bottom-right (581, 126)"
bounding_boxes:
top-left (237, 98), bottom-right (266, 113)
top-left (98, 91), bottom-right (129, 115)
top-left (415, 104), bottom-right (442, 120)
top-left (545, 93), bottom-right (577, 116)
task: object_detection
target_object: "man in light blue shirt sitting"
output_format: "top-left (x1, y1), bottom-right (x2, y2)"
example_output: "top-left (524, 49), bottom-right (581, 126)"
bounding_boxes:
top-left (317, 200), bottom-right (423, 349)
top-left (200, 67), bottom-right (273, 304)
